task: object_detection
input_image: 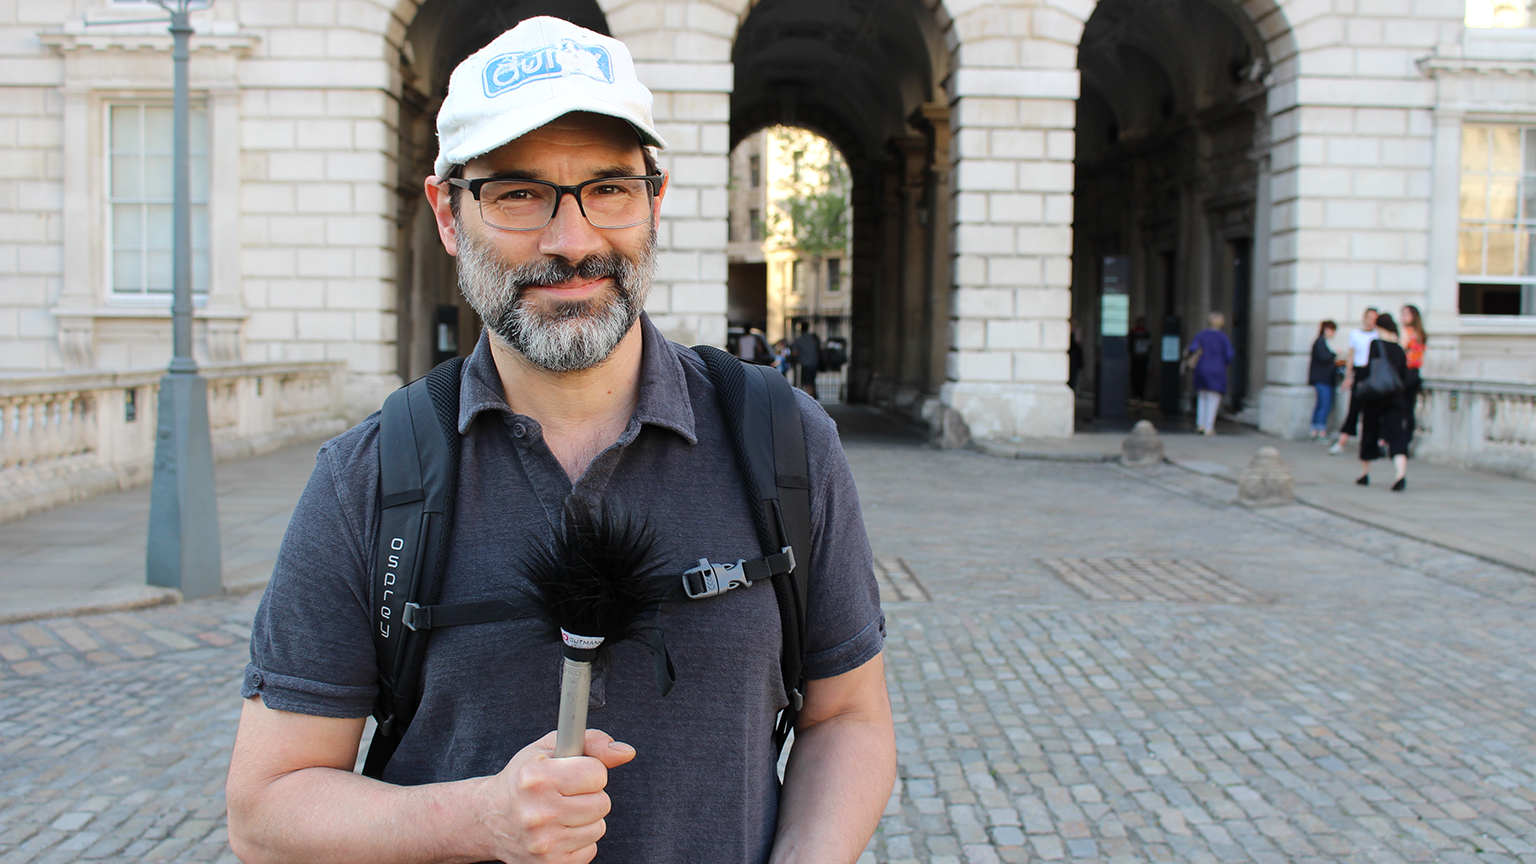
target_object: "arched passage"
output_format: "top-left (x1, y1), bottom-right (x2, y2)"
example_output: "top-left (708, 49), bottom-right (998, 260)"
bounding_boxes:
top-left (731, 0), bottom-right (954, 411)
top-left (1071, 0), bottom-right (1289, 425)
top-left (392, 0), bottom-right (610, 381)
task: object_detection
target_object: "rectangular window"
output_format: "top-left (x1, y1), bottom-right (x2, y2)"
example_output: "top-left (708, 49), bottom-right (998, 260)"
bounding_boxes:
top-left (1458, 123), bottom-right (1536, 314)
top-left (749, 155), bottom-right (761, 188)
top-left (109, 103), bottom-right (210, 297)
top-left (826, 257), bottom-right (841, 292)
top-left (749, 208), bottom-right (762, 242)
top-left (792, 259), bottom-right (807, 294)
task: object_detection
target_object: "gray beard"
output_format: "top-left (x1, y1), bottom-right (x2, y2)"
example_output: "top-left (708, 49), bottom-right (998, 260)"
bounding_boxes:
top-left (455, 225), bottom-right (655, 373)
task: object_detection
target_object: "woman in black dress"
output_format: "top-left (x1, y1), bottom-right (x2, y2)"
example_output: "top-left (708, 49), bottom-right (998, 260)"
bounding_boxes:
top-left (1356, 313), bottom-right (1411, 491)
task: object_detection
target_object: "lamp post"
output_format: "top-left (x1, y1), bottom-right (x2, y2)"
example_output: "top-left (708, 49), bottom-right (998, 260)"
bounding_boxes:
top-left (146, 0), bottom-right (222, 598)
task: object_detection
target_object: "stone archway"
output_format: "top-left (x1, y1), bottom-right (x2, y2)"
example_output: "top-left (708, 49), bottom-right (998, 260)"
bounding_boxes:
top-left (1068, 0), bottom-right (1297, 427)
top-left (729, 0), bottom-right (953, 413)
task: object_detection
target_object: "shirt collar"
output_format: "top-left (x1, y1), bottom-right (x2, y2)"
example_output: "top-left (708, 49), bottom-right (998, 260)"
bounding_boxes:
top-left (457, 313), bottom-right (698, 445)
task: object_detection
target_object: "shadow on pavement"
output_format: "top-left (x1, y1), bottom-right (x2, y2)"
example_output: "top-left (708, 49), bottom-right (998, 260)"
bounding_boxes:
top-left (824, 404), bottom-right (928, 446)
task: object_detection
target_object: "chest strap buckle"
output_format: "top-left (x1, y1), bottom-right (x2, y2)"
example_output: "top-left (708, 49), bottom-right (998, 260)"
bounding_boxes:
top-left (682, 558), bottom-right (749, 599)
top-left (680, 547), bottom-right (796, 600)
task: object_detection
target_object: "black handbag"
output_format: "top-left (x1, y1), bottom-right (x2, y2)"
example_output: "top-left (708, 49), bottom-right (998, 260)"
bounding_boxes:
top-left (1356, 342), bottom-right (1403, 404)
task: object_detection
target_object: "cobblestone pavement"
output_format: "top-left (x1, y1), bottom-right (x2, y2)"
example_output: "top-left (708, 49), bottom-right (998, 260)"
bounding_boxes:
top-left (3, 413), bottom-right (1535, 862)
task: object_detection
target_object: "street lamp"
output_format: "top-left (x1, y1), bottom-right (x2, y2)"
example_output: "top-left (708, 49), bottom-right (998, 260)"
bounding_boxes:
top-left (145, 0), bottom-right (222, 599)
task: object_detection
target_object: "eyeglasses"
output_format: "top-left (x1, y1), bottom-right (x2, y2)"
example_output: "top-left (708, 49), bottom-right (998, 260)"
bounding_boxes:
top-left (445, 174), bottom-right (663, 231)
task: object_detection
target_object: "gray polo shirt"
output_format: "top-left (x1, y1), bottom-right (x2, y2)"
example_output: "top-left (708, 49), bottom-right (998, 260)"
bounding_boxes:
top-left (243, 315), bottom-right (883, 864)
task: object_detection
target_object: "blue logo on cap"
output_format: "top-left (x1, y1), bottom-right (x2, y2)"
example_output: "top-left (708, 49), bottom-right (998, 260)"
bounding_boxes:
top-left (483, 39), bottom-right (614, 97)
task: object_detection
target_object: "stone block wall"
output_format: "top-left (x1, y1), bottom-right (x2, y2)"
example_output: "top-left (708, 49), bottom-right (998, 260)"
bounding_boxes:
top-left (606, 0), bottom-right (738, 350)
top-left (0, 0), bottom-right (64, 371)
top-left (233, 0), bottom-right (401, 415)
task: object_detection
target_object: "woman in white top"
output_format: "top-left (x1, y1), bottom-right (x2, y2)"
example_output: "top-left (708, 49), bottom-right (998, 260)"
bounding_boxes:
top-left (1329, 307), bottom-right (1378, 455)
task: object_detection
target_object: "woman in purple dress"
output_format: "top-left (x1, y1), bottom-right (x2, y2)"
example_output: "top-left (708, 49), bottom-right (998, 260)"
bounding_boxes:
top-left (1187, 312), bottom-right (1236, 435)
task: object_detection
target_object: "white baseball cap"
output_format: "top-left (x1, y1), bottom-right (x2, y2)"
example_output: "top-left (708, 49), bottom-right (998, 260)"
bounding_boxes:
top-left (433, 16), bottom-right (668, 179)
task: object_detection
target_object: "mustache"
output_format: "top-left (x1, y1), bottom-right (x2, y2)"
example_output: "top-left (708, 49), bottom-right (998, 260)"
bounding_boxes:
top-left (501, 252), bottom-right (635, 299)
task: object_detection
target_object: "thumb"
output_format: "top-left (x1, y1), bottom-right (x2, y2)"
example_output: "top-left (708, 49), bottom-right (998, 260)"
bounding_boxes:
top-left (584, 728), bottom-right (637, 769)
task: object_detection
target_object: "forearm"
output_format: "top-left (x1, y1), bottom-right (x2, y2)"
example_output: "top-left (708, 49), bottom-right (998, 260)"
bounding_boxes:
top-left (229, 765), bottom-right (493, 864)
top-left (770, 715), bottom-right (896, 864)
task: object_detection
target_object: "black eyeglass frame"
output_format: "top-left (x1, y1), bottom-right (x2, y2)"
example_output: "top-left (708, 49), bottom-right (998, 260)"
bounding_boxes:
top-left (445, 174), bottom-right (665, 231)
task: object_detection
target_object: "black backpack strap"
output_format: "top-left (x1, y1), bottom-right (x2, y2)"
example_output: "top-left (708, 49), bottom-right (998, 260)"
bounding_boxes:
top-left (363, 356), bottom-right (463, 779)
top-left (692, 345), bottom-right (812, 753)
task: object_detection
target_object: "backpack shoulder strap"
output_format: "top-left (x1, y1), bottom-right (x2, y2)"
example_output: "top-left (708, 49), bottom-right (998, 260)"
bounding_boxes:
top-left (692, 345), bottom-right (812, 752)
top-left (363, 356), bottom-right (463, 779)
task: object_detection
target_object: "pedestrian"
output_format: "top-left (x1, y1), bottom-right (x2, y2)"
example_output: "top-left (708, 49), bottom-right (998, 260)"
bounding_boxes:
top-left (1186, 311), bottom-right (1236, 435)
top-left (1129, 316), bottom-right (1152, 402)
top-left (772, 337), bottom-right (792, 376)
top-left (1355, 312), bottom-right (1411, 491)
top-left (1307, 319), bottom-right (1344, 440)
top-left (1328, 306), bottom-right (1378, 455)
top-left (1400, 303), bottom-right (1427, 436)
top-left (1068, 322), bottom-right (1084, 391)
top-left (735, 327), bottom-right (772, 365)
top-left (792, 322), bottom-right (822, 400)
top-left (225, 18), bottom-right (894, 864)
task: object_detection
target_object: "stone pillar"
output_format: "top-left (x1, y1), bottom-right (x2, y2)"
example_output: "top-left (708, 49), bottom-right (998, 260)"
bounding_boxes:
top-left (1248, 117), bottom-right (1273, 414)
top-left (894, 135), bottom-right (929, 402)
top-left (1425, 107), bottom-right (1464, 376)
top-left (1256, 94), bottom-right (1310, 439)
top-left (868, 164), bottom-right (905, 406)
top-left (847, 170), bottom-right (881, 403)
top-left (943, 65), bottom-right (1078, 439)
top-left (915, 103), bottom-right (954, 400)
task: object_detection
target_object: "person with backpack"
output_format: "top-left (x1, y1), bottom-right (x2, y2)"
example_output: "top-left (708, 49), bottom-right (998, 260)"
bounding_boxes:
top-left (225, 18), bottom-right (893, 864)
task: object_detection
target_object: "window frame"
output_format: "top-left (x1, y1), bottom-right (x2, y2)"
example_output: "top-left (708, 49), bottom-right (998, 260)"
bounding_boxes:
top-left (1457, 121), bottom-right (1536, 315)
top-left (105, 100), bottom-right (213, 302)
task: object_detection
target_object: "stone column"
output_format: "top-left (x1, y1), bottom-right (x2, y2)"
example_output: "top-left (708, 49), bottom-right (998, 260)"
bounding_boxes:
top-left (915, 103), bottom-right (954, 399)
top-left (1248, 115), bottom-right (1273, 411)
top-left (1425, 106), bottom-right (1463, 376)
top-left (943, 67), bottom-right (1078, 439)
top-left (1256, 94), bottom-right (1308, 439)
top-left (895, 135), bottom-right (929, 400)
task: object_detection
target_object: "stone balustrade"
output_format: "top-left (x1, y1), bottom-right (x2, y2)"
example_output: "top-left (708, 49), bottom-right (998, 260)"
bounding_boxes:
top-left (1416, 377), bottom-right (1536, 481)
top-left (0, 361), bottom-right (349, 523)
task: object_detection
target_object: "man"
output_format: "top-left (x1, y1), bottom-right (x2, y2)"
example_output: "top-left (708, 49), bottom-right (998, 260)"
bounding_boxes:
top-left (792, 323), bottom-right (822, 400)
top-left (1329, 306), bottom-right (1378, 455)
top-left (1128, 316), bottom-right (1152, 402)
top-left (225, 17), bottom-right (894, 864)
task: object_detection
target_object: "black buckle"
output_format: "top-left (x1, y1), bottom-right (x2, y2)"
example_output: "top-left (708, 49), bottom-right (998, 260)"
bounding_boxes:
top-left (401, 602), bottom-right (421, 631)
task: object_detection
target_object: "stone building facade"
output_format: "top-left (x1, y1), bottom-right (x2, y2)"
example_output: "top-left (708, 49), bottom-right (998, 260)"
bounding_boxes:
top-left (3, 0), bottom-right (1535, 442)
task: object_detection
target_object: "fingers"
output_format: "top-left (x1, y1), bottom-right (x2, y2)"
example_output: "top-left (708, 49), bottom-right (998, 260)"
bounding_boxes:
top-left (512, 729), bottom-right (634, 797)
top-left (582, 729), bottom-right (637, 769)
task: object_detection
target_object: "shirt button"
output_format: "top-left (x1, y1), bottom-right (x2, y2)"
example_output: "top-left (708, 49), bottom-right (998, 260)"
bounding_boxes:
top-left (249, 671), bottom-right (263, 688)
top-left (513, 424), bottom-right (526, 438)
